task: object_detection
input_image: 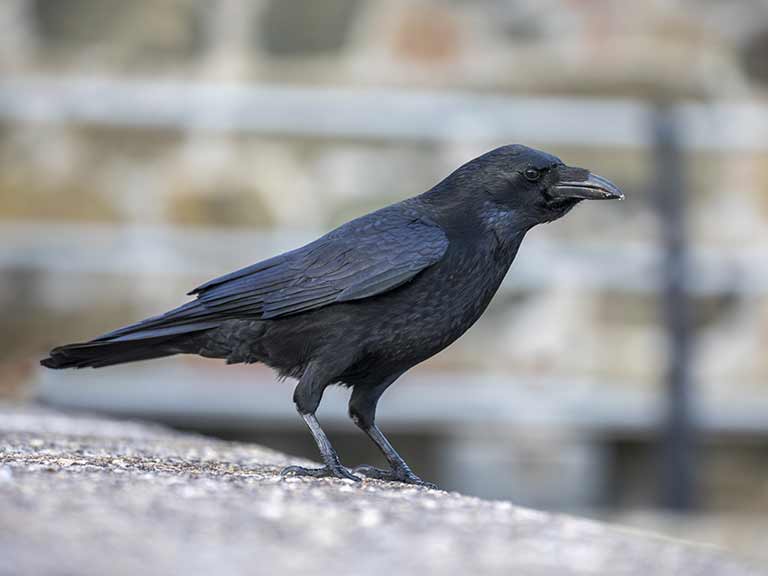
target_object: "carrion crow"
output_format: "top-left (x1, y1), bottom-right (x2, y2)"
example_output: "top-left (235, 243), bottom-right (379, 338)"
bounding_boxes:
top-left (42, 145), bottom-right (624, 486)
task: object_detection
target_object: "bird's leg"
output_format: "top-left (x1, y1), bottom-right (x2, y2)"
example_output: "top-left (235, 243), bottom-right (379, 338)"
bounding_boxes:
top-left (281, 363), bottom-right (359, 482)
top-left (348, 381), bottom-right (436, 488)
top-left (281, 412), bottom-right (359, 482)
top-left (353, 424), bottom-right (436, 489)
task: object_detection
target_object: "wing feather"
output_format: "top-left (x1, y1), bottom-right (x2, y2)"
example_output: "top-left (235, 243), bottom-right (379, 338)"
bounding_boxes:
top-left (122, 208), bottom-right (449, 338)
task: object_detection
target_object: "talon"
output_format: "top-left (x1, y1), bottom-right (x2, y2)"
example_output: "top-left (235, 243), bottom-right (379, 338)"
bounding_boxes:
top-left (280, 465), bottom-right (315, 478)
top-left (280, 464), bottom-right (361, 482)
top-left (353, 464), bottom-right (390, 478)
top-left (353, 464), bottom-right (436, 488)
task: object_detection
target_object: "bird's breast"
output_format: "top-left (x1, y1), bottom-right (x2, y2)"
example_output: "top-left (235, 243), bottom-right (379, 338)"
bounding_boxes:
top-left (357, 241), bottom-right (518, 364)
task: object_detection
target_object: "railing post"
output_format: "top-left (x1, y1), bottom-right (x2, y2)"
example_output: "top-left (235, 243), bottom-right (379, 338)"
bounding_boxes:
top-left (653, 104), bottom-right (697, 510)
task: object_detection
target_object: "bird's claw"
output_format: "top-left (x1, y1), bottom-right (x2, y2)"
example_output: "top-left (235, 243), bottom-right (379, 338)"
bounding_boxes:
top-left (353, 464), bottom-right (437, 488)
top-left (280, 464), bottom-right (361, 482)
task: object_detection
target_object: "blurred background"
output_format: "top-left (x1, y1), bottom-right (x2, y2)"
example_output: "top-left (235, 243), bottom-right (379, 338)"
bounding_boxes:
top-left (1, 0), bottom-right (766, 564)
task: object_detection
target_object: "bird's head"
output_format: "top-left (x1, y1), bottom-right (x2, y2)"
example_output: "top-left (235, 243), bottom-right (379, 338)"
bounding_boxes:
top-left (445, 145), bottom-right (624, 228)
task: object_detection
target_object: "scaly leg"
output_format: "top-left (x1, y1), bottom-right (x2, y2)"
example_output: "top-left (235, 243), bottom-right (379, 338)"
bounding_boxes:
top-left (281, 363), bottom-right (359, 482)
top-left (348, 377), bottom-right (436, 488)
top-left (281, 412), bottom-right (359, 481)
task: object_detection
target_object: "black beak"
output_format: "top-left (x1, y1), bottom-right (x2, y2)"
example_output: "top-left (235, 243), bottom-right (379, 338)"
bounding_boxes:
top-left (551, 167), bottom-right (624, 201)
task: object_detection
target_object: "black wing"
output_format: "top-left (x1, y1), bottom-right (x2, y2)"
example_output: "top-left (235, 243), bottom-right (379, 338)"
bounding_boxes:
top-left (193, 211), bottom-right (449, 319)
top-left (97, 209), bottom-right (448, 341)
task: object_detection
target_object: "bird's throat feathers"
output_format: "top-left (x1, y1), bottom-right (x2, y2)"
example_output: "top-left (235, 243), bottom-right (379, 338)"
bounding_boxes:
top-left (477, 201), bottom-right (531, 255)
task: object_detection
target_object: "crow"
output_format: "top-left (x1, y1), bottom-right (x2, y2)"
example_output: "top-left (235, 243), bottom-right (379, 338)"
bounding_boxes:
top-left (42, 145), bottom-right (623, 486)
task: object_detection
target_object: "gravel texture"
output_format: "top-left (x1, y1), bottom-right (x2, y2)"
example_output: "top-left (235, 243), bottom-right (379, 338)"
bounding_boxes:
top-left (0, 404), bottom-right (760, 576)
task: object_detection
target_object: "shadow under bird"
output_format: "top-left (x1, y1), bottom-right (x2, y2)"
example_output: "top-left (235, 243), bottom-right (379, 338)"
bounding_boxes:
top-left (42, 145), bottom-right (624, 486)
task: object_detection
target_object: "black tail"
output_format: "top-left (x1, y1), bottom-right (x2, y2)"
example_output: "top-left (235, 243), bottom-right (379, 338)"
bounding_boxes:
top-left (41, 299), bottom-right (222, 369)
top-left (41, 335), bottom-right (196, 369)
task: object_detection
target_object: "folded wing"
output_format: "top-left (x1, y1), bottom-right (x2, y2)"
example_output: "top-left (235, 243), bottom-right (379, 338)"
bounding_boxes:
top-left (196, 213), bottom-right (449, 319)
top-left (96, 210), bottom-right (448, 342)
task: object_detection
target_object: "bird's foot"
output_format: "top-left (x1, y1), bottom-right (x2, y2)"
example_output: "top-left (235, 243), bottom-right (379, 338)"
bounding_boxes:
top-left (280, 464), bottom-right (361, 482)
top-left (353, 464), bottom-right (437, 488)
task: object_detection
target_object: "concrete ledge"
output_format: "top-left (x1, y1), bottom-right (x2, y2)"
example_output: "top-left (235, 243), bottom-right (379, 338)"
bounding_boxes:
top-left (0, 404), bottom-right (759, 576)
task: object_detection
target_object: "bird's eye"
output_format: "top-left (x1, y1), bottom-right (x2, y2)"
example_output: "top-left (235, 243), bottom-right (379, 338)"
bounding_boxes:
top-left (523, 168), bottom-right (541, 181)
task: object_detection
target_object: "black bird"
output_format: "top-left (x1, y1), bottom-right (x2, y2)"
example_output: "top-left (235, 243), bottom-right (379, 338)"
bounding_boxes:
top-left (42, 145), bottom-right (623, 486)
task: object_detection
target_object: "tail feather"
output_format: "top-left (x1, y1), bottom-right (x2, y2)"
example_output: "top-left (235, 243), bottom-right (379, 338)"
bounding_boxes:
top-left (42, 299), bottom-right (222, 369)
top-left (41, 335), bottom-right (197, 369)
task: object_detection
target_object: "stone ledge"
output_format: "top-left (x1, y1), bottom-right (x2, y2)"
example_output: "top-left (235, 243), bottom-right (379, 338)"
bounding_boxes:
top-left (0, 404), bottom-right (759, 576)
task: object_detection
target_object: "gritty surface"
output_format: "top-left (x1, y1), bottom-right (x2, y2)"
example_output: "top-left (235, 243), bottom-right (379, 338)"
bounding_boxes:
top-left (0, 404), bottom-right (760, 576)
